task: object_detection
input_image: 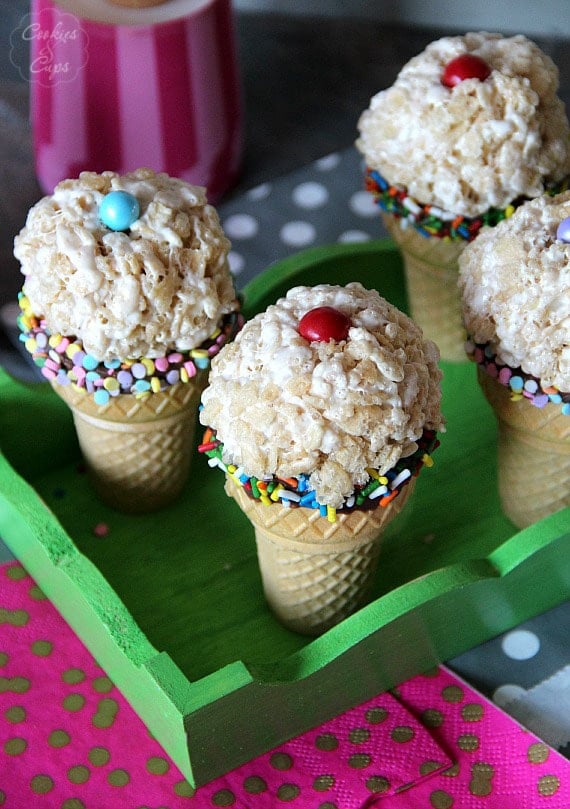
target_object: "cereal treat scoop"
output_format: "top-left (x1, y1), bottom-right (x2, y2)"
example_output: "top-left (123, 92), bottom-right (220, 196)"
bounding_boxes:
top-left (15, 169), bottom-right (241, 513)
top-left (199, 283), bottom-right (443, 634)
top-left (357, 32), bottom-right (570, 361)
top-left (459, 192), bottom-right (570, 528)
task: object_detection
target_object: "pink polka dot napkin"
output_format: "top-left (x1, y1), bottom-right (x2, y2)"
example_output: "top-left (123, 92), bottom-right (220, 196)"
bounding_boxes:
top-left (1, 560), bottom-right (570, 808)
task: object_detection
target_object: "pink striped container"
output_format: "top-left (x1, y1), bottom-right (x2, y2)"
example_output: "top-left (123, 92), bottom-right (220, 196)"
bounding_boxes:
top-left (29, 0), bottom-right (242, 201)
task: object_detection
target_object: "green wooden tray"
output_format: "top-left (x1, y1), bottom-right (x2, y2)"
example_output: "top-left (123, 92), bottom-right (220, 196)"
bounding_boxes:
top-left (0, 240), bottom-right (568, 787)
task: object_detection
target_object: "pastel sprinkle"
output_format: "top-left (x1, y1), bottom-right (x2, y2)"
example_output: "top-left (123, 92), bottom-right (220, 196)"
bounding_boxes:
top-left (131, 362), bottom-right (147, 379)
top-left (103, 377), bottom-right (120, 392)
top-left (93, 522), bottom-right (109, 537)
top-left (117, 370), bottom-right (133, 388)
top-left (93, 389), bottom-right (110, 405)
top-left (133, 379), bottom-right (151, 392)
top-left (17, 297), bottom-right (242, 402)
top-left (66, 343), bottom-right (81, 358)
top-left (466, 339), bottom-right (569, 415)
top-left (498, 367), bottom-right (512, 385)
top-left (154, 357), bottom-right (169, 372)
top-left (83, 354), bottom-right (99, 371)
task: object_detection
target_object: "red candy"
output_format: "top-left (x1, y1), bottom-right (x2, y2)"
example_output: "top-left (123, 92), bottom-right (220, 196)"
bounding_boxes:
top-left (298, 307), bottom-right (351, 343)
top-left (442, 54), bottom-right (491, 87)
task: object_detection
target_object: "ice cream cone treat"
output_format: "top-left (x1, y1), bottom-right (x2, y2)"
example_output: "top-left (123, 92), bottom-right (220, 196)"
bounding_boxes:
top-left (199, 283), bottom-right (444, 634)
top-left (14, 168), bottom-right (242, 513)
top-left (356, 31), bottom-right (570, 361)
top-left (459, 191), bottom-right (570, 529)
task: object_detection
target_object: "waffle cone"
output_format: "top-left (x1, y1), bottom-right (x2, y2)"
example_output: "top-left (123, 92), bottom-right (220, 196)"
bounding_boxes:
top-left (226, 476), bottom-right (415, 635)
top-left (382, 213), bottom-right (466, 362)
top-left (478, 370), bottom-right (570, 529)
top-left (52, 375), bottom-right (207, 513)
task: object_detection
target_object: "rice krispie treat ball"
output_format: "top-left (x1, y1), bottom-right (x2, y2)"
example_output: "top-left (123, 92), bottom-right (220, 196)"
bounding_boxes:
top-left (459, 192), bottom-right (570, 528)
top-left (459, 191), bottom-right (570, 399)
top-left (14, 168), bottom-right (241, 513)
top-left (355, 31), bottom-right (570, 362)
top-left (357, 31), bottom-right (570, 221)
top-left (15, 168), bottom-right (238, 364)
top-left (200, 282), bottom-right (443, 511)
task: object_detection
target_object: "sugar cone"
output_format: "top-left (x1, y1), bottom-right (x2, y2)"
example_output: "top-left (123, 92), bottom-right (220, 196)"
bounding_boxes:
top-left (52, 376), bottom-right (206, 513)
top-left (478, 369), bottom-right (570, 529)
top-left (226, 476), bottom-right (415, 635)
top-left (382, 213), bottom-right (466, 362)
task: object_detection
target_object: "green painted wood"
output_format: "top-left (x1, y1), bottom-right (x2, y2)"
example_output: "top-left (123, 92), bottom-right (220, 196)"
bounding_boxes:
top-left (0, 239), bottom-right (568, 786)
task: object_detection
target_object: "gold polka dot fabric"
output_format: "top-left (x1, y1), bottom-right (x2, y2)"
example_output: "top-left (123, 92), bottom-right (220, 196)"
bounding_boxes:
top-left (2, 561), bottom-right (570, 807)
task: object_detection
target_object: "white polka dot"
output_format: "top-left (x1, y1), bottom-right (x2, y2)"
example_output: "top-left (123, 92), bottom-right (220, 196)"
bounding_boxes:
top-left (247, 183), bottom-right (272, 201)
top-left (292, 181), bottom-right (329, 210)
top-left (492, 683), bottom-right (527, 708)
top-left (338, 230), bottom-right (372, 243)
top-left (314, 153), bottom-right (341, 171)
top-left (501, 629), bottom-right (541, 660)
top-left (223, 213), bottom-right (259, 239)
top-left (349, 190), bottom-right (378, 218)
top-left (280, 221), bottom-right (316, 248)
top-left (227, 251), bottom-right (245, 275)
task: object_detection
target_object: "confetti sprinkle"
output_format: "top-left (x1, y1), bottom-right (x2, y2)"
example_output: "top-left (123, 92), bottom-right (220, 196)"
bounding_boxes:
top-left (93, 522), bottom-right (109, 538)
top-left (365, 169), bottom-right (569, 242)
top-left (199, 428), bottom-right (440, 522)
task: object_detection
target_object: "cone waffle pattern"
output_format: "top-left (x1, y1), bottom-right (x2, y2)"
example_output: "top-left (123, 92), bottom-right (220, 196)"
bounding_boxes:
top-left (382, 214), bottom-right (466, 362)
top-left (479, 370), bottom-right (570, 529)
top-left (52, 376), bottom-right (206, 513)
top-left (227, 477), bottom-right (415, 635)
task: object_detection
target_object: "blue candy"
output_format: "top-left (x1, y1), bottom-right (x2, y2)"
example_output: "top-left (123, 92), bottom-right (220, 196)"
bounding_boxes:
top-left (556, 216), bottom-right (570, 243)
top-left (99, 190), bottom-right (140, 231)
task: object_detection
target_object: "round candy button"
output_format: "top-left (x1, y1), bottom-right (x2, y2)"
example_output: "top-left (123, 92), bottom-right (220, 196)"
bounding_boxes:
top-left (298, 307), bottom-right (351, 342)
top-left (99, 190), bottom-right (140, 231)
top-left (442, 54), bottom-right (491, 87)
top-left (556, 216), bottom-right (570, 243)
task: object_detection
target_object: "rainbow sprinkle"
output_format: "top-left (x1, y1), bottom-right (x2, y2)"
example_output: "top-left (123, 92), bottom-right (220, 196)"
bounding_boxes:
top-left (365, 169), bottom-right (570, 242)
top-left (466, 339), bottom-right (570, 415)
top-left (199, 426), bottom-right (440, 522)
top-left (17, 292), bottom-right (244, 403)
